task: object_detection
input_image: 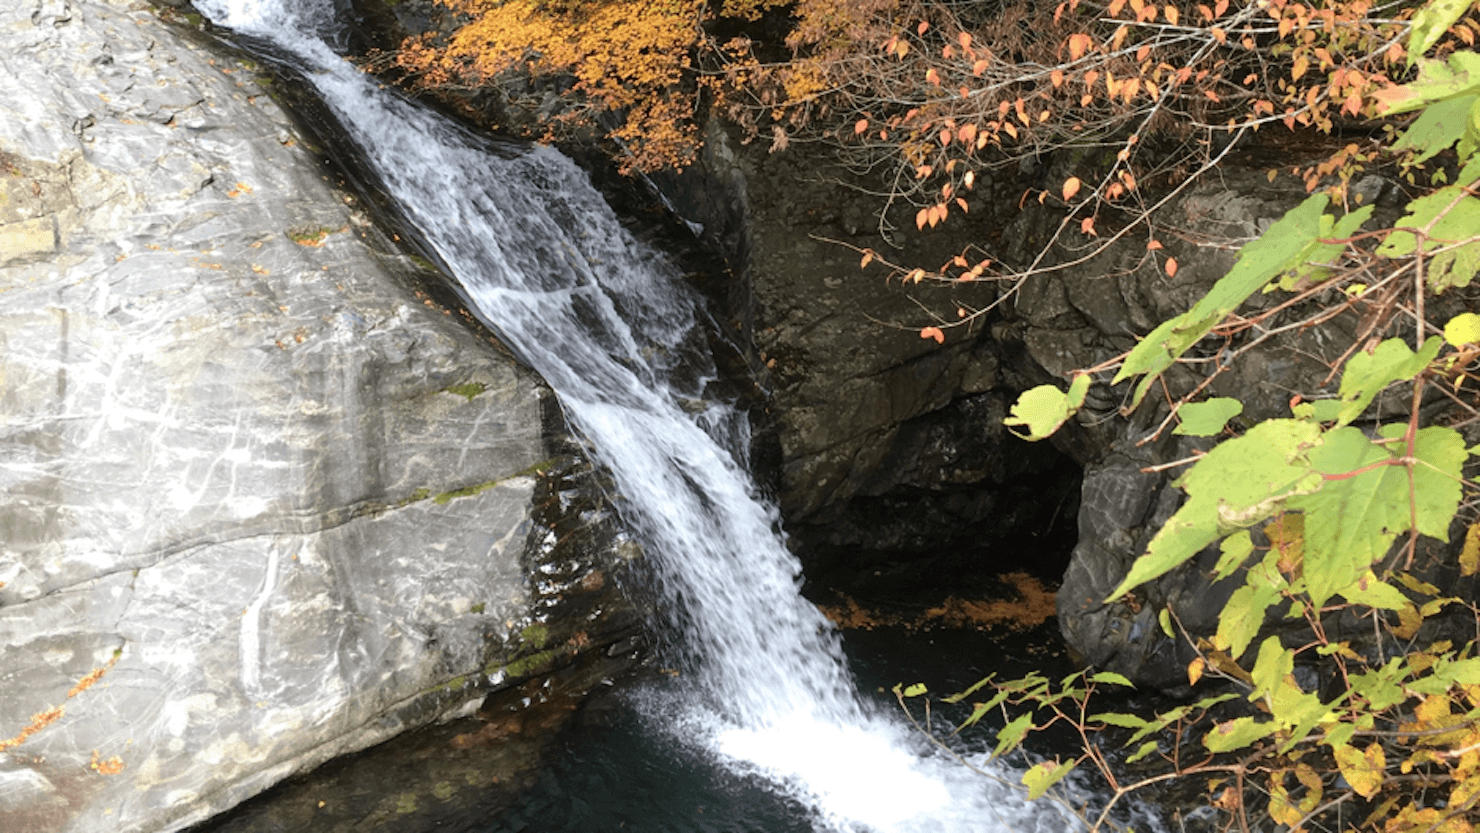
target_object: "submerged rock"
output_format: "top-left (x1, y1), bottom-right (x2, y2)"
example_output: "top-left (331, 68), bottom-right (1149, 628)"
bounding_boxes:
top-left (0, 2), bottom-right (638, 831)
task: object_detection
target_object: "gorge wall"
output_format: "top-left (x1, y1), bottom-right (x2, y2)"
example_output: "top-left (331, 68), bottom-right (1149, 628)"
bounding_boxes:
top-left (0, 2), bottom-right (640, 831)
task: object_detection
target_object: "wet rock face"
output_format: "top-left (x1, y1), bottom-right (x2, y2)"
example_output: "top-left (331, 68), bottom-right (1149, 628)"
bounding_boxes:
top-left (0, 3), bottom-right (635, 831)
top-left (666, 128), bottom-right (1081, 600)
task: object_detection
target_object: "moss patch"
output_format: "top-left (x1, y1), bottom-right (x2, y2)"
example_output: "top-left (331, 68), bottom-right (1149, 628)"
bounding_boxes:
top-left (395, 793), bottom-right (417, 814)
top-left (519, 623), bottom-right (550, 649)
top-left (443, 381), bottom-right (487, 401)
top-left (470, 603), bottom-right (486, 614)
top-left (398, 487), bottom-right (430, 507)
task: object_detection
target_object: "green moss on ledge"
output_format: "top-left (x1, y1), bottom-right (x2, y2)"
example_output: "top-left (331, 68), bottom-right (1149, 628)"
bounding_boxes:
top-left (442, 381), bottom-right (487, 401)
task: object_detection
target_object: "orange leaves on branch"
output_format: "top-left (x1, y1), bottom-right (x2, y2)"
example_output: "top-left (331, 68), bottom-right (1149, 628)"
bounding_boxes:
top-left (1164, 256), bottom-right (1179, 276)
top-left (920, 326), bottom-right (946, 343)
top-left (1063, 176), bottom-right (1083, 201)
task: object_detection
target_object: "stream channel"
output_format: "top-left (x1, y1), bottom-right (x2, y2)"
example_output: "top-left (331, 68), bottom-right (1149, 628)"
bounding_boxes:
top-left (193, 1), bottom-right (1113, 830)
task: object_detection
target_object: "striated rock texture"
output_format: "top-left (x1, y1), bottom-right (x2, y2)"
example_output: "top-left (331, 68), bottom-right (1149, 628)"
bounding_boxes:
top-left (0, 2), bottom-right (638, 831)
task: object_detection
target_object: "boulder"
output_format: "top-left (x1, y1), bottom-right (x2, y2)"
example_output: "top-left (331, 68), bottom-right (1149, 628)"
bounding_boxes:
top-left (0, 2), bottom-right (636, 831)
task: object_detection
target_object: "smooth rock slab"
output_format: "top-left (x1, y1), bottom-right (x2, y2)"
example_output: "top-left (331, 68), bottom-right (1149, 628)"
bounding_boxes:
top-left (0, 2), bottom-right (558, 830)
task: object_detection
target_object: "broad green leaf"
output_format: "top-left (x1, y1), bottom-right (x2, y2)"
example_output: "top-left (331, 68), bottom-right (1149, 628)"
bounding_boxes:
top-left (1022, 759), bottom-right (1077, 800)
top-left (1445, 312), bottom-right (1480, 347)
top-left (1408, 0), bottom-right (1477, 66)
top-left (1291, 398), bottom-right (1343, 423)
top-left (1250, 636), bottom-right (1295, 699)
top-left (1333, 337), bottom-right (1443, 426)
top-left (1107, 420), bottom-right (1325, 601)
top-left (1174, 397), bottom-right (1243, 436)
top-left (994, 712), bottom-right (1035, 757)
top-left (1288, 427), bottom-right (1409, 606)
top-left (1382, 423), bottom-right (1468, 539)
top-left (901, 682), bottom-right (928, 698)
top-left (1338, 572), bottom-right (1411, 610)
top-left (1377, 185), bottom-right (1480, 292)
top-left (1391, 93), bottom-right (1479, 166)
top-left (1212, 530), bottom-right (1255, 579)
top-left (1374, 52), bottom-right (1480, 116)
top-left (1269, 204), bottom-right (1375, 291)
top-left (1004, 374), bottom-right (1092, 440)
top-left (1218, 573), bottom-right (1285, 659)
top-left (1115, 196), bottom-right (1339, 408)
top-left (1333, 743), bottom-right (1386, 799)
top-left (1204, 715), bottom-right (1276, 753)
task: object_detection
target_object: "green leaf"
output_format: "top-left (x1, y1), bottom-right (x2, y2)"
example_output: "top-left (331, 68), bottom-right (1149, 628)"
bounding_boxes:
top-left (1213, 530), bottom-right (1255, 580)
top-left (1332, 337), bottom-right (1442, 427)
top-left (1174, 398), bottom-right (1243, 436)
top-left (1022, 759), bottom-right (1077, 800)
top-left (1204, 715), bottom-right (1276, 753)
top-left (901, 682), bottom-right (928, 698)
top-left (1408, 0), bottom-right (1477, 66)
top-left (1107, 420), bottom-right (1325, 601)
top-left (1398, 424), bottom-right (1469, 539)
top-left (1249, 636), bottom-right (1294, 694)
top-left (1125, 740), bottom-right (1161, 763)
top-left (1004, 374), bottom-right (1092, 440)
top-left (1090, 711), bottom-right (1153, 729)
top-left (1088, 671), bottom-right (1135, 688)
top-left (1158, 606), bottom-right (1175, 638)
top-left (1291, 398), bottom-right (1343, 423)
top-left (994, 712), bottom-right (1035, 757)
top-left (1338, 572), bottom-right (1412, 610)
top-left (1377, 185), bottom-right (1480, 292)
top-left (943, 674), bottom-right (996, 704)
top-left (1445, 312), bottom-right (1480, 347)
top-left (1218, 573), bottom-right (1285, 659)
top-left (1375, 52), bottom-right (1480, 116)
top-left (1288, 427), bottom-right (1410, 607)
top-left (1391, 93), bottom-right (1479, 166)
top-left (1115, 196), bottom-right (1343, 408)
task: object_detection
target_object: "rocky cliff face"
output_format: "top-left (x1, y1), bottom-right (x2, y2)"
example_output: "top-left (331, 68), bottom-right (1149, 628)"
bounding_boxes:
top-left (0, 2), bottom-right (638, 831)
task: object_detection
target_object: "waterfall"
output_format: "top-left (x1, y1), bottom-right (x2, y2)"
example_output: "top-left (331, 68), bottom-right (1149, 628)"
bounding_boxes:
top-left (194, 3), bottom-right (1072, 829)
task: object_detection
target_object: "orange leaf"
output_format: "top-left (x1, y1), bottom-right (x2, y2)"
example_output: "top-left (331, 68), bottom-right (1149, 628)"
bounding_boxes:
top-left (1164, 4), bottom-right (1179, 24)
top-left (1068, 32), bottom-right (1093, 61)
top-left (855, 118), bottom-right (870, 135)
top-left (958, 123), bottom-right (978, 146)
top-left (973, 58), bottom-right (990, 76)
top-left (916, 208), bottom-right (929, 230)
top-left (1146, 239), bottom-right (1163, 250)
top-left (956, 197), bottom-right (969, 212)
top-left (920, 326), bottom-right (946, 344)
top-left (939, 128), bottom-right (952, 145)
top-left (1080, 216), bottom-right (1097, 236)
top-left (1051, 69), bottom-right (1065, 88)
top-left (917, 20), bottom-right (929, 35)
top-left (1164, 257), bottom-right (1178, 277)
top-left (1062, 176), bottom-right (1083, 201)
top-left (958, 31), bottom-right (973, 50)
top-left (926, 68), bottom-right (941, 86)
top-left (861, 251), bottom-right (874, 268)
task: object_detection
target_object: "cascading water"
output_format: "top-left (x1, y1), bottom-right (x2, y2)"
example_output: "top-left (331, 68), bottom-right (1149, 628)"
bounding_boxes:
top-left (196, 2), bottom-right (1078, 829)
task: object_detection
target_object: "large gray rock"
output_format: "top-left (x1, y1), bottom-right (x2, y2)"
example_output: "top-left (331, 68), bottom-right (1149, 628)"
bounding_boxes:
top-left (0, 2), bottom-right (618, 830)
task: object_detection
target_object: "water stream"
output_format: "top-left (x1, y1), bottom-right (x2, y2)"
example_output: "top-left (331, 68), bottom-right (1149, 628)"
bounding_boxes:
top-left (196, 2), bottom-right (1075, 829)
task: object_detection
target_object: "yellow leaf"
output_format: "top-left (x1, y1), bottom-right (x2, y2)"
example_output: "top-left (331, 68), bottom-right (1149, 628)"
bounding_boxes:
top-left (1062, 176), bottom-right (1082, 201)
top-left (1188, 656), bottom-right (1206, 686)
top-left (1461, 522), bottom-right (1480, 577)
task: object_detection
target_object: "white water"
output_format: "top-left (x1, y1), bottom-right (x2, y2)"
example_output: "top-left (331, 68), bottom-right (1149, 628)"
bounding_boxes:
top-left (197, 3), bottom-right (1074, 829)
